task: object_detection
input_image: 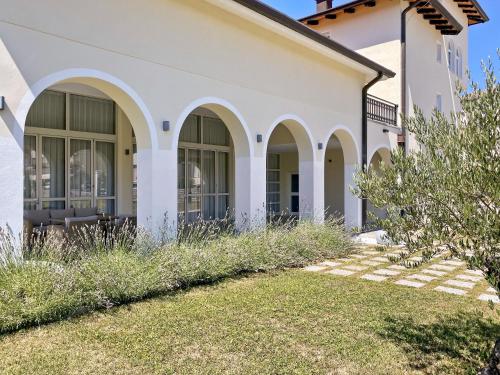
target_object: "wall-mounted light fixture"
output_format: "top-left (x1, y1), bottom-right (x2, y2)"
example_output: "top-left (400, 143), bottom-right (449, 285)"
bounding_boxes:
top-left (0, 96), bottom-right (4, 110)
top-left (382, 129), bottom-right (389, 134)
top-left (256, 134), bottom-right (263, 143)
top-left (318, 142), bottom-right (323, 150)
top-left (162, 121), bottom-right (170, 132)
top-left (125, 149), bottom-right (130, 156)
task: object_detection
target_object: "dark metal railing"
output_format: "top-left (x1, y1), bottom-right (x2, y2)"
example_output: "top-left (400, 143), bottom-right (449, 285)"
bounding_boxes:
top-left (367, 94), bottom-right (398, 126)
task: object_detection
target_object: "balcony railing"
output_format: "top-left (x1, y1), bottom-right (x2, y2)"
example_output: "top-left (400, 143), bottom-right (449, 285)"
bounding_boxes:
top-left (367, 95), bottom-right (398, 126)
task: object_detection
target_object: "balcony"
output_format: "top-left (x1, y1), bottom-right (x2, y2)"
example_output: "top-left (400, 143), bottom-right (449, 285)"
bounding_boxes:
top-left (367, 95), bottom-right (398, 126)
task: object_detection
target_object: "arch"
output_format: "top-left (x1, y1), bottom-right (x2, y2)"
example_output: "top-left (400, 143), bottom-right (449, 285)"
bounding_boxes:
top-left (16, 69), bottom-right (156, 230)
top-left (173, 97), bottom-right (254, 158)
top-left (16, 68), bottom-right (157, 149)
top-left (263, 114), bottom-right (315, 160)
top-left (264, 115), bottom-right (316, 219)
top-left (368, 145), bottom-right (391, 168)
top-left (174, 97), bottom-right (253, 228)
top-left (323, 125), bottom-right (360, 165)
top-left (323, 125), bottom-right (361, 228)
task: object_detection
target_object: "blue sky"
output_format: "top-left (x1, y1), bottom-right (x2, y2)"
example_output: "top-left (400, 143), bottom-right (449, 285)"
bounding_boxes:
top-left (261, 0), bottom-right (499, 84)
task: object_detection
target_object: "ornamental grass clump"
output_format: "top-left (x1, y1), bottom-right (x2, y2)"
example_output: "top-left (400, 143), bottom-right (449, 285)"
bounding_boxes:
top-left (0, 216), bottom-right (351, 333)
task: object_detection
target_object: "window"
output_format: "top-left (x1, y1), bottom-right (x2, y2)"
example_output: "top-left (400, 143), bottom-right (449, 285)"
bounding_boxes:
top-left (178, 114), bottom-right (231, 223)
top-left (448, 41), bottom-right (454, 71)
top-left (456, 48), bottom-right (462, 78)
top-left (290, 174), bottom-right (299, 214)
top-left (266, 154), bottom-right (280, 215)
top-left (436, 94), bottom-right (442, 112)
top-left (436, 42), bottom-right (442, 64)
top-left (23, 90), bottom-right (117, 214)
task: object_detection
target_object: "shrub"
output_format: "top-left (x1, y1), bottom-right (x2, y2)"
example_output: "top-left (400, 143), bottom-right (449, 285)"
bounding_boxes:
top-left (0, 217), bottom-right (352, 333)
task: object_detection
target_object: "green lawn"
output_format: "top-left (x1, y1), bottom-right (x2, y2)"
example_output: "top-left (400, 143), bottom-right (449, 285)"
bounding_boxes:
top-left (0, 270), bottom-right (498, 375)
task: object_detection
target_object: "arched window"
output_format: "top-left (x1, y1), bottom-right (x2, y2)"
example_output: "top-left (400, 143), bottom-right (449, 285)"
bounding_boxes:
top-left (448, 41), bottom-right (454, 71)
top-left (456, 48), bottom-right (462, 78)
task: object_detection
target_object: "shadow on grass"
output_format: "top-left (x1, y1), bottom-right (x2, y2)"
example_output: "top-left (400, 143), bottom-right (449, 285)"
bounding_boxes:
top-left (380, 311), bottom-right (500, 373)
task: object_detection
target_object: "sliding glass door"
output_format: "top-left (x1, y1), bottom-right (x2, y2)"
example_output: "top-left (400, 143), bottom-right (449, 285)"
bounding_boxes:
top-left (23, 90), bottom-right (117, 214)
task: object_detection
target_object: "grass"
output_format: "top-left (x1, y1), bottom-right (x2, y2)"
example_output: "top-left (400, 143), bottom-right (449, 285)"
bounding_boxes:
top-left (0, 269), bottom-right (498, 375)
top-left (0, 219), bottom-right (352, 333)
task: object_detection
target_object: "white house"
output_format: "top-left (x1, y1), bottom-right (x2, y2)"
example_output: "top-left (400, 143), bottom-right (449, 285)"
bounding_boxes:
top-left (0, 0), bottom-right (485, 239)
top-left (301, 0), bottom-right (488, 152)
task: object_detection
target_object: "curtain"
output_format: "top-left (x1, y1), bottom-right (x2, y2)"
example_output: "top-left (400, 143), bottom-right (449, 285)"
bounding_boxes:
top-left (218, 152), bottom-right (229, 194)
top-left (23, 135), bottom-right (37, 199)
top-left (203, 117), bottom-right (229, 146)
top-left (179, 115), bottom-right (201, 143)
top-left (41, 137), bottom-right (65, 199)
top-left (95, 142), bottom-right (115, 197)
top-left (177, 148), bottom-right (186, 215)
top-left (26, 91), bottom-right (65, 130)
top-left (70, 94), bottom-right (115, 134)
top-left (70, 139), bottom-right (92, 198)
top-left (203, 151), bottom-right (216, 194)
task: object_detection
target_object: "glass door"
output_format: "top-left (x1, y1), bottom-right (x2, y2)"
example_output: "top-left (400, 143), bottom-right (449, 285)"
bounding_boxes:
top-left (24, 135), bottom-right (38, 210)
top-left (187, 149), bottom-right (202, 222)
top-left (40, 136), bottom-right (66, 209)
top-left (94, 141), bottom-right (116, 214)
top-left (69, 139), bottom-right (93, 209)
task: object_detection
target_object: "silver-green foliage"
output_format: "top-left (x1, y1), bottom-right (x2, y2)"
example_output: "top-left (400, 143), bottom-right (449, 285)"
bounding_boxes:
top-left (354, 58), bottom-right (499, 294)
top-left (0, 218), bottom-right (351, 333)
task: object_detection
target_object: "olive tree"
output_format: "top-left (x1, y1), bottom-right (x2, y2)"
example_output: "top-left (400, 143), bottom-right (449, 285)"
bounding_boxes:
top-left (354, 59), bottom-right (499, 374)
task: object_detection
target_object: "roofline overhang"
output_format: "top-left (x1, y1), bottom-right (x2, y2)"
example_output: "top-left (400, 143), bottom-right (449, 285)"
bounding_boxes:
top-left (300, 0), bottom-right (488, 26)
top-left (205, 0), bottom-right (395, 79)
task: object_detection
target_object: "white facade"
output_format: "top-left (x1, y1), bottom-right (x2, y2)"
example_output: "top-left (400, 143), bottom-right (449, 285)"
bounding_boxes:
top-left (0, 0), bottom-right (395, 236)
top-left (306, 0), bottom-right (477, 151)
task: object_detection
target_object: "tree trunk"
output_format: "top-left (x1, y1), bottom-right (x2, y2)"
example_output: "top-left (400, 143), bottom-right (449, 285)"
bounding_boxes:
top-left (479, 339), bottom-right (500, 375)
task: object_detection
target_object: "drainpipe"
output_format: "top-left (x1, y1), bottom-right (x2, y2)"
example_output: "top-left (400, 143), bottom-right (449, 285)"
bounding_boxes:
top-left (400, 1), bottom-right (419, 154)
top-left (362, 71), bottom-right (383, 229)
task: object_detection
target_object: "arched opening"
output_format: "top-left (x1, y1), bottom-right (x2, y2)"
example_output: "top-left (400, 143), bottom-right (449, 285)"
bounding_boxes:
top-left (20, 73), bottom-right (154, 242)
top-left (265, 119), bottom-right (314, 220)
top-left (176, 102), bottom-right (251, 227)
top-left (366, 147), bottom-right (391, 225)
top-left (324, 128), bottom-right (360, 227)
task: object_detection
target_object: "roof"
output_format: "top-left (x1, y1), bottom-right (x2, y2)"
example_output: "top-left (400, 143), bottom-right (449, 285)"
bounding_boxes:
top-left (230, 0), bottom-right (395, 78)
top-left (299, 0), bottom-right (489, 28)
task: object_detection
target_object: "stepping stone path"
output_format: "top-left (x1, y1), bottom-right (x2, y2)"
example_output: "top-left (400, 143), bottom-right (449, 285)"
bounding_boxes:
top-left (303, 243), bottom-right (497, 306)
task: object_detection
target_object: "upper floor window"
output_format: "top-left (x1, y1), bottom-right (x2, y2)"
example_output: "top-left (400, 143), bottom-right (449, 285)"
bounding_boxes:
top-left (456, 48), bottom-right (463, 78)
top-left (436, 42), bottom-right (442, 64)
top-left (436, 94), bottom-right (442, 112)
top-left (448, 41), bottom-right (454, 71)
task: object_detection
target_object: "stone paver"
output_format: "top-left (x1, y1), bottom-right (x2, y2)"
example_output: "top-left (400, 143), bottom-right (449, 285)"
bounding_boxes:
top-left (361, 274), bottom-right (387, 282)
top-left (304, 265), bottom-right (327, 272)
top-left (388, 265), bottom-right (407, 270)
top-left (407, 274), bottom-right (436, 282)
top-left (361, 250), bottom-right (380, 256)
top-left (445, 279), bottom-right (476, 289)
top-left (478, 294), bottom-right (500, 304)
top-left (373, 269), bottom-right (401, 276)
top-left (350, 254), bottom-right (368, 259)
top-left (455, 274), bottom-right (482, 282)
top-left (395, 279), bottom-right (425, 288)
top-left (440, 260), bottom-right (465, 266)
top-left (422, 269), bottom-right (447, 276)
top-left (343, 265), bottom-right (369, 272)
top-left (361, 260), bottom-right (383, 267)
top-left (429, 264), bottom-right (456, 272)
top-left (304, 241), bottom-right (495, 305)
top-left (435, 286), bottom-right (467, 295)
top-left (465, 269), bottom-right (483, 276)
top-left (327, 269), bottom-right (355, 276)
top-left (320, 261), bottom-right (341, 267)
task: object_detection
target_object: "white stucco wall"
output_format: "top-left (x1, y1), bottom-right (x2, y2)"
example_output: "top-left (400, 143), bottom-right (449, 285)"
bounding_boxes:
top-left (310, 0), bottom-right (471, 133)
top-left (0, 0), bottom-right (380, 235)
